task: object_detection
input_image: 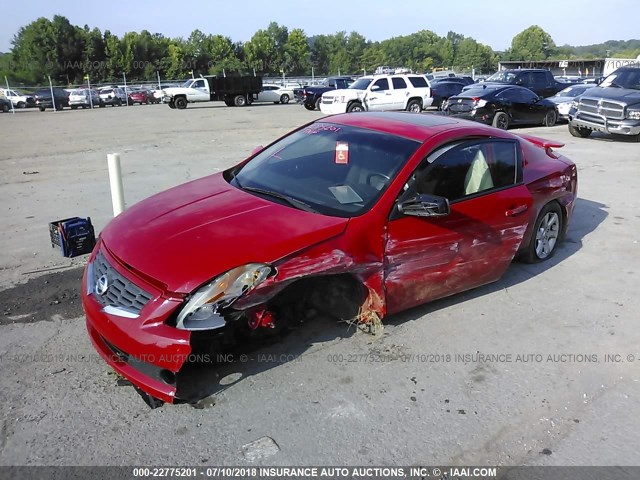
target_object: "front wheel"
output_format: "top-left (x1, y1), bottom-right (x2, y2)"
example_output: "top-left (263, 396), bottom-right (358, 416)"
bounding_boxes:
top-left (406, 99), bottom-right (422, 113)
top-left (347, 102), bottom-right (364, 113)
top-left (17, 101), bottom-right (25, 109)
top-left (280, 94), bottom-right (290, 104)
top-left (544, 110), bottom-right (557, 127)
top-left (233, 95), bottom-right (247, 107)
top-left (492, 112), bottom-right (509, 130)
top-left (568, 123), bottom-right (592, 138)
top-left (175, 97), bottom-right (188, 109)
top-left (304, 102), bottom-right (315, 111)
top-left (522, 202), bottom-right (563, 263)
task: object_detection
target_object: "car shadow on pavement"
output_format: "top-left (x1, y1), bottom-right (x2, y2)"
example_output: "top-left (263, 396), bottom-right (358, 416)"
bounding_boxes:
top-left (173, 197), bottom-right (607, 406)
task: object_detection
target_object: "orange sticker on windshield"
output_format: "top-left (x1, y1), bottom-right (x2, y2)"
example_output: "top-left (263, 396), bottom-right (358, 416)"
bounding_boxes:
top-left (335, 142), bottom-right (349, 164)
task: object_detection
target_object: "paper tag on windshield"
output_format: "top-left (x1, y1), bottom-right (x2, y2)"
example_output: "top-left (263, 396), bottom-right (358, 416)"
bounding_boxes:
top-left (335, 142), bottom-right (349, 164)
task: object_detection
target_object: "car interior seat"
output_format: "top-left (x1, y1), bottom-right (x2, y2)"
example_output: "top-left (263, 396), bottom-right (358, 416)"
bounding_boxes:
top-left (464, 148), bottom-right (494, 195)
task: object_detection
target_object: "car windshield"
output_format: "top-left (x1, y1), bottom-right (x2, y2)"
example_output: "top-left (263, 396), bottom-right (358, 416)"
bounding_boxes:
top-left (182, 80), bottom-right (194, 88)
top-left (349, 78), bottom-right (373, 90)
top-left (230, 123), bottom-right (421, 217)
top-left (555, 85), bottom-right (590, 97)
top-left (486, 72), bottom-right (517, 83)
top-left (599, 70), bottom-right (640, 90)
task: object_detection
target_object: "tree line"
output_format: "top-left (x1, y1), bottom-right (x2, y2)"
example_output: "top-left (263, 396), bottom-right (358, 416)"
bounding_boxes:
top-left (0, 16), bottom-right (638, 86)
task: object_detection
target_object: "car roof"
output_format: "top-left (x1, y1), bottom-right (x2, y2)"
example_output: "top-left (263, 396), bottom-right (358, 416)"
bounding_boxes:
top-left (322, 112), bottom-right (481, 142)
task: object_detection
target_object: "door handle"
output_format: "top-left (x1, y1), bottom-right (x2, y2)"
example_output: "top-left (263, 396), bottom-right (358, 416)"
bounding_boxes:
top-left (369, 97), bottom-right (377, 100)
top-left (505, 205), bottom-right (528, 217)
top-left (385, 92), bottom-right (392, 95)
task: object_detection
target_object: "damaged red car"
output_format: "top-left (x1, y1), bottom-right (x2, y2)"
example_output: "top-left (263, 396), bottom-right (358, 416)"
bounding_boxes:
top-left (82, 112), bottom-right (578, 404)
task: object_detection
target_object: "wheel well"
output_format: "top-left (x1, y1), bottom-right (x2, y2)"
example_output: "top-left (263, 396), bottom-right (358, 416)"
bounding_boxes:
top-left (268, 273), bottom-right (367, 324)
top-left (407, 97), bottom-right (422, 105)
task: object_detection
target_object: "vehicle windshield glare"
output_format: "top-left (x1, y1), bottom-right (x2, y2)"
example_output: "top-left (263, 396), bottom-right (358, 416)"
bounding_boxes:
top-left (486, 72), bottom-right (517, 83)
top-left (349, 78), bottom-right (373, 90)
top-left (182, 80), bottom-right (194, 88)
top-left (230, 123), bottom-right (421, 217)
top-left (599, 70), bottom-right (640, 90)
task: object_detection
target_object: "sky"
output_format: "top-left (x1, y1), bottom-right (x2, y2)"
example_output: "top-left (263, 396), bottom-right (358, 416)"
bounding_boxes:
top-left (2, 0), bottom-right (638, 53)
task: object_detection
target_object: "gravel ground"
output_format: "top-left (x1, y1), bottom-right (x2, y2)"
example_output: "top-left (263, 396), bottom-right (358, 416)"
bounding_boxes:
top-left (0, 103), bottom-right (639, 467)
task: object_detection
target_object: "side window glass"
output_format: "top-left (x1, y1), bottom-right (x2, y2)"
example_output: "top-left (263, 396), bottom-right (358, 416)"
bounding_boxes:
top-left (407, 140), bottom-right (519, 202)
top-left (391, 77), bottom-right (407, 89)
top-left (372, 78), bottom-right (390, 91)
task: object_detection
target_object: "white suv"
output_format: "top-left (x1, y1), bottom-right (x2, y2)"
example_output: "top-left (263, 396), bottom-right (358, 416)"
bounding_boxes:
top-left (320, 74), bottom-right (432, 114)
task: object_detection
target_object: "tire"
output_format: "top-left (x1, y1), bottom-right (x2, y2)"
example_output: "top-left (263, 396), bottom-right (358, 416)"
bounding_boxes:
top-left (1, 104), bottom-right (8, 113)
top-left (315, 97), bottom-right (322, 110)
top-left (175, 97), bottom-right (188, 109)
top-left (17, 101), bottom-right (25, 109)
top-left (233, 95), bottom-right (247, 107)
top-left (168, 101), bottom-right (176, 109)
top-left (224, 99), bottom-right (234, 107)
top-left (492, 112), bottom-right (509, 130)
top-left (544, 110), bottom-right (557, 127)
top-left (99, 102), bottom-right (105, 108)
top-left (304, 102), bottom-right (315, 111)
top-left (568, 123), bottom-right (592, 138)
top-left (116, 98), bottom-right (122, 106)
top-left (406, 99), bottom-right (422, 113)
top-left (522, 202), bottom-right (563, 263)
top-left (280, 94), bottom-right (290, 104)
top-left (39, 106), bottom-right (45, 112)
top-left (347, 102), bottom-right (364, 113)
top-left (71, 105), bottom-right (78, 110)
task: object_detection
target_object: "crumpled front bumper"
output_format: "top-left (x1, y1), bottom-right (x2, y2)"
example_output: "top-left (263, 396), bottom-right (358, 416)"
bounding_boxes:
top-left (82, 247), bottom-right (191, 403)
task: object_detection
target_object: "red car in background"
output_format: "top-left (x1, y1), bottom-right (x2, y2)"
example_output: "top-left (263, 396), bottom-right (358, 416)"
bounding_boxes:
top-left (82, 112), bottom-right (578, 405)
top-left (128, 89), bottom-right (153, 105)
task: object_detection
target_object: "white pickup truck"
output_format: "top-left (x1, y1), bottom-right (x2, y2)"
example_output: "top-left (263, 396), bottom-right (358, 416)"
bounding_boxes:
top-left (319, 74), bottom-right (432, 114)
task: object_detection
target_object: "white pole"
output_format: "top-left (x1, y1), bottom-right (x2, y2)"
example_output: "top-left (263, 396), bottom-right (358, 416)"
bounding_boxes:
top-left (123, 72), bottom-right (129, 106)
top-left (157, 70), bottom-right (161, 90)
top-left (107, 153), bottom-right (125, 216)
top-left (5, 76), bottom-right (15, 114)
top-left (312, 66), bottom-right (314, 83)
top-left (86, 75), bottom-right (93, 108)
top-left (48, 76), bottom-right (57, 112)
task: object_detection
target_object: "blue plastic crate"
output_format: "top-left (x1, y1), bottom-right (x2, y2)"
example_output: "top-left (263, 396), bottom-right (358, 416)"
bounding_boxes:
top-left (49, 217), bottom-right (96, 258)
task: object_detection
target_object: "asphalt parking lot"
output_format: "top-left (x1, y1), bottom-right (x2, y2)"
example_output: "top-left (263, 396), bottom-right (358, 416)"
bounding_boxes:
top-left (0, 103), bottom-right (639, 466)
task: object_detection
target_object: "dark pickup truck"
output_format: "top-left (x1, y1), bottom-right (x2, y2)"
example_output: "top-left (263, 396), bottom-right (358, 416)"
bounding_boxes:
top-left (468, 69), bottom-right (566, 98)
top-left (294, 76), bottom-right (354, 110)
top-left (568, 67), bottom-right (640, 140)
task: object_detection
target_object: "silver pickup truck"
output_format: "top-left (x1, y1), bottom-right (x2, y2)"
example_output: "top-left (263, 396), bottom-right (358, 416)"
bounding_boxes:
top-left (568, 67), bottom-right (640, 140)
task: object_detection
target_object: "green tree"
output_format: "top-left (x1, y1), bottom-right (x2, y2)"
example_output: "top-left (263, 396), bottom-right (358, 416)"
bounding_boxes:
top-left (508, 25), bottom-right (557, 60)
top-left (283, 28), bottom-right (310, 74)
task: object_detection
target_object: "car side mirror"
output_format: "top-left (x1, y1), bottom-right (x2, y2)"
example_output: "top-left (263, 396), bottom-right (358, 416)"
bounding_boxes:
top-left (371, 85), bottom-right (381, 92)
top-left (398, 194), bottom-right (450, 218)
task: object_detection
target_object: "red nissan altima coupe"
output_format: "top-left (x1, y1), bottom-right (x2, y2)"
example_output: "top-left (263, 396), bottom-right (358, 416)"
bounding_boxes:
top-left (82, 112), bottom-right (578, 404)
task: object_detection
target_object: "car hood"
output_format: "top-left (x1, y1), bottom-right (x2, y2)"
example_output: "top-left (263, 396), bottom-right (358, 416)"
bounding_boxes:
top-left (549, 96), bottom-right (575, 104)
top-left (100, 173), bottom-right (349, 293)
top-left (583, 87), bottom-right (640, 104)
top-left (322, 88), bottom-right (363, 99)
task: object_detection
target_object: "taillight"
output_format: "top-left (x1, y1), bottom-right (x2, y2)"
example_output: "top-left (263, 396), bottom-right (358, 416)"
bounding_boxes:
top-left (471, 97), bottom-right (481, 102)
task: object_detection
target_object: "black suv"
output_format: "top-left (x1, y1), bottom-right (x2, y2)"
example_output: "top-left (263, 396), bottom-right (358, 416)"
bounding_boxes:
top-left (471, 69), bottom-right (565, 98)
top-left (35, 87), bottom-right (70, 111)
top-left (294, 76), bottom-right (354, 111)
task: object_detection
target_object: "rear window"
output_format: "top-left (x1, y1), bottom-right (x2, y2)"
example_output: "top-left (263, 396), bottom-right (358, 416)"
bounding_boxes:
top-left (408, 76), bottom-right (428, 88)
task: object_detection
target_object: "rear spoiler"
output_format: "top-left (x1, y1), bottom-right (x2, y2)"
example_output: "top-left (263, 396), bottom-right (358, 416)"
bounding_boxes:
top-left (516, 133), bottom-right (564, 157)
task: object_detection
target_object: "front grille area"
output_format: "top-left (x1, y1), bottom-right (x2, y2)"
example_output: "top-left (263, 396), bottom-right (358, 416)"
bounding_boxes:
top-left (579, 97), bottom-right (625, 120)
top-left (91, 250), bottom-right (153, 314)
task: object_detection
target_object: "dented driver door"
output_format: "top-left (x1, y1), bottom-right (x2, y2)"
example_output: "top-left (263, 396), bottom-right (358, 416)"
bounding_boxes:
top-left (383, 138), bottom-right (533, 315)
